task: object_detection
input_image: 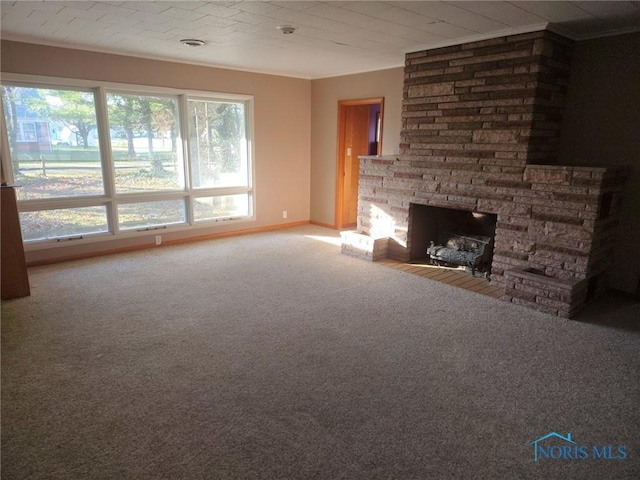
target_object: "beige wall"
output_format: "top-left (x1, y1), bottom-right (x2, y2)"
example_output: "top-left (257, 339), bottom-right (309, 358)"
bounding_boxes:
top-left (310, 67), bottom-right (404, 226)
top-left (558, 32), bottom-right (640, 295)
top-left (1, 41), bottom-right (311, 263)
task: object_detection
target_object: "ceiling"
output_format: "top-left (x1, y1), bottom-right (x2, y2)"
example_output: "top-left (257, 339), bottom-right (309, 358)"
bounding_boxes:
top-left (2, 1), bottom-right (640, 79)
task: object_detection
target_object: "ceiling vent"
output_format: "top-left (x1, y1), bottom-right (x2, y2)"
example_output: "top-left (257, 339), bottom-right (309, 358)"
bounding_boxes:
top-left (180, 39), bottom-right (205, 47)
top-left (277, 25), bottom-right (297, 35)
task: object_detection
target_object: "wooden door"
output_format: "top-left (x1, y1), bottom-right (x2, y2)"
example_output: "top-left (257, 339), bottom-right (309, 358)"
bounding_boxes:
top-left (342, 105), bottom-right (370, 227)
top-left (336, 98), bottom-right (383, 229)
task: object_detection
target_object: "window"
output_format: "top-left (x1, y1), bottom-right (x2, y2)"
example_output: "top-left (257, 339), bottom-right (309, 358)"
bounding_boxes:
top-left (118, 199), bottom-right (186, 231)
top-left (1, 77), bottom-right (254, 244)
top-left (1, 86), bottom-right (105, 201)
top-left (193, 194), bottom-right (250, 222)
top-left (106, 93), bottom-right (184, 194)
top-left (16, 122), bottom-right (37, 142)
top-left (188, 99), bottom-right (249, 189)
top-left (19, 206), bottom-right (109, 242)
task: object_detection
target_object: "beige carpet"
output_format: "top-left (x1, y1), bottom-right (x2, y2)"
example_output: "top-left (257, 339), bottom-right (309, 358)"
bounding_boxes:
top-left (2, 225), bottom-right (639, 479)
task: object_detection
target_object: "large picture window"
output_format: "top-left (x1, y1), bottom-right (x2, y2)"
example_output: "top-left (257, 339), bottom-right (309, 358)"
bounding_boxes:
top-left (0, 76), bottom-right (254, 244)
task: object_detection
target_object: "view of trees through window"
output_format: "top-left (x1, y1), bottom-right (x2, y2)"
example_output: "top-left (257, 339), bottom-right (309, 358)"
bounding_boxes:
top-left (1, 81), bottom-right (252, 242)
top-left (189, 99), bottom-right (247, 189)
top-left (106, 93), bottom-right (183, 193)
top-left (2, 86), bottom-right (105, 201)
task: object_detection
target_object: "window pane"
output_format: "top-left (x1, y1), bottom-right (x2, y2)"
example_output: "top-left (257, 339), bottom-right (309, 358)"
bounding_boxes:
top-left (20, 206), bottom-right (108, 241)
top-left (1, 86), bottom-right (104, 200)
top-left (17, 122), bottom-right (37, 142)
top-left (188, 100), bottom-right (248, 188)
top-left (193, 194), bottom-right (250, 222)
top-left (118, 199), bottom-right (185, 230)
top-left (106, 93), bottom-right (183, 193)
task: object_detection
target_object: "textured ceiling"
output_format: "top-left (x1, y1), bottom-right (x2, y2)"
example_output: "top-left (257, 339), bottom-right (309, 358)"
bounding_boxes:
top-left (2, 1), bottom-right (640, 79)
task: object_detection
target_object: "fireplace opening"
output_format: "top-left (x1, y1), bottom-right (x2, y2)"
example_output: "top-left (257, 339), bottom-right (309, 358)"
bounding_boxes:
top-left (409, 204), bottom-right (497, 275)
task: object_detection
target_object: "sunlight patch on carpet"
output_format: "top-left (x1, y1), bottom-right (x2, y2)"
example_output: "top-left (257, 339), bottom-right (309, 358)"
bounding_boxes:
top-left (304, 234), bottom-right (341, 246)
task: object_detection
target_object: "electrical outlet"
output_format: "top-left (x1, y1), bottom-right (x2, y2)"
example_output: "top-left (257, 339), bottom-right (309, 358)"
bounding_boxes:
top-left (155, 235), bottom-right (162, 245)
top-left (283, 210), bottom-right (288, 219)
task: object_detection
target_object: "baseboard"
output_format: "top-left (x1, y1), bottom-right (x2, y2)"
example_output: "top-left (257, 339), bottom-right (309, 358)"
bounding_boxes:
top-left (164, 221), bottom-right (309, 246)
top-left (26, 221), bottom-right (311, 267)
top-left (310, 220), bottom-right (337, 229)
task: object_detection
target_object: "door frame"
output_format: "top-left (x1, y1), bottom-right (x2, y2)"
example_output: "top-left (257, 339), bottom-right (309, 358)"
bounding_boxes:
top-left (335, 97), bottom-right (384, 230)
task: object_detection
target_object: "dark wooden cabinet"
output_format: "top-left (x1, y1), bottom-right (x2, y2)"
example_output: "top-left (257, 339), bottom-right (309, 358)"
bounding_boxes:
top-left (1, 186), bottom-right (30, 299)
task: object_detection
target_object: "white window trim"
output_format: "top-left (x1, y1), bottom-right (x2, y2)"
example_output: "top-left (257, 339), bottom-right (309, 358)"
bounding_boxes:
top-left (0, 73), bottom-right (256, 250)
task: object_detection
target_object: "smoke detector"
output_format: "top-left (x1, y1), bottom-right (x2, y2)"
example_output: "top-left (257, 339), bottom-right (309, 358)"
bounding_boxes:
top-left (180, 39), bottom-right (205, 47)
top-left (277, 25), bottom-right (297, 35)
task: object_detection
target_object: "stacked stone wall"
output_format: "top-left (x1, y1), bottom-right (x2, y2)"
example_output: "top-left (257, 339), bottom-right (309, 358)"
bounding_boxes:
top-left (358, 157), bottom-right (627, 290)
top-left (401, 30), bottom-right (572, 165)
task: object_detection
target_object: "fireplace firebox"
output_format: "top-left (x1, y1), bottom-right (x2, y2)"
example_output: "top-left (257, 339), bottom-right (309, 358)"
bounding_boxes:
top-left (409, 204), bottom-right (496, 275)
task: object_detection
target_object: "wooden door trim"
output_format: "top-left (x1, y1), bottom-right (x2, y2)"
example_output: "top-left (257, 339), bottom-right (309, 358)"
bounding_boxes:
top-left (335, 97), bottom-right (384, 230)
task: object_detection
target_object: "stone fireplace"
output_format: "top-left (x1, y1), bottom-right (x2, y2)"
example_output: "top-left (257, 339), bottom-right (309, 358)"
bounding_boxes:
top-left (341, 30), bottom-right (628, 318)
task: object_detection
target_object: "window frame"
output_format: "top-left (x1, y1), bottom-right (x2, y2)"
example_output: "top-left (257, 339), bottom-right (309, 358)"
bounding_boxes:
top-left (0, 73), bottom-right (256, 249)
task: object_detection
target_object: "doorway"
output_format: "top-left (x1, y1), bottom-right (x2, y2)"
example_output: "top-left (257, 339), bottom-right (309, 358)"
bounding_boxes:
top-left (335, 98), bottom-right (384, 229)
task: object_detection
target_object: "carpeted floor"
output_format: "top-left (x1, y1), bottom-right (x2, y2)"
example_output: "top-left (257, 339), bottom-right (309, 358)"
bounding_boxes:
top-left (2, 225), bottom-right (639, 479)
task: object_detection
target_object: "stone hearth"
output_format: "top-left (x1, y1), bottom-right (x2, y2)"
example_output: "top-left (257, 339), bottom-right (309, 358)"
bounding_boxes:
top-left (341, 30), bottom-right (628, 318)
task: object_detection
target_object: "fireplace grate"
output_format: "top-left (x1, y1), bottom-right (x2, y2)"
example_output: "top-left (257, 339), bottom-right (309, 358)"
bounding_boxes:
top-left (427, 232), bottom-right (493, 276)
